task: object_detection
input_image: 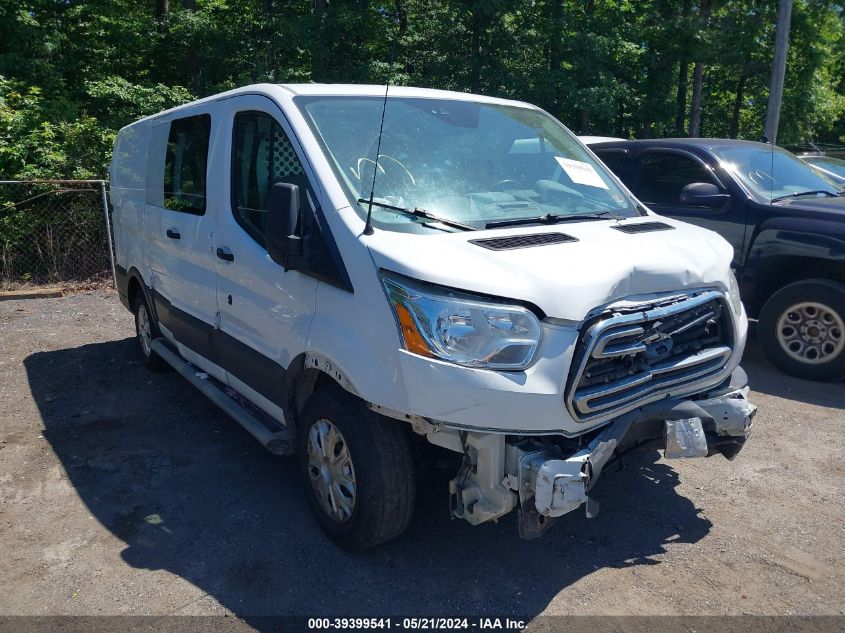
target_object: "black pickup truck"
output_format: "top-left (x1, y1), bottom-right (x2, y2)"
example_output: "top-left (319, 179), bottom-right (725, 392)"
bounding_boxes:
top-left (586, 138), bottom-right (845, 381)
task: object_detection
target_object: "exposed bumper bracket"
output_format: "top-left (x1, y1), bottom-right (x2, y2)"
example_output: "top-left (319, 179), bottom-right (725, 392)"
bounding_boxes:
top-left (517, 368), bottom-right (755, 538)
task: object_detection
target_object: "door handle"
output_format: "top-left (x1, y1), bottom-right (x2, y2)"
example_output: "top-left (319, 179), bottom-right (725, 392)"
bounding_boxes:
top-left (166, 229), bottom-right (181, 240)
top-left (216, 247), bottom-right (235, 262)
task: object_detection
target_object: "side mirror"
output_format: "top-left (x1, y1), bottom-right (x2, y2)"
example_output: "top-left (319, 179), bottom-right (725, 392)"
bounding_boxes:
top-left (266, 182), bottom-right (303, 268)
top-left (679, 182), bottom-right (730, 208)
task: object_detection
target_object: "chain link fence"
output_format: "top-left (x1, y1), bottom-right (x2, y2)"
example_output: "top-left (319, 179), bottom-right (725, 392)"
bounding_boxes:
top-left (0, 180), bottom-right (115, 292)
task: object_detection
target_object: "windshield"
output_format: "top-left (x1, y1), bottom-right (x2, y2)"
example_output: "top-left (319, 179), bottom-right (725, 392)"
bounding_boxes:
top-left (296, 96), bottom-right (639, 232)
top-left (803, 155), bottom-right (845, 180)
top-left (711, 144), bottom-right (843, 202)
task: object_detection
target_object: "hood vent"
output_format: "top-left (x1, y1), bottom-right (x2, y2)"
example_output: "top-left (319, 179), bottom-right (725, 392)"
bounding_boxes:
top-left (612, 221), bottom-right (675, 234)
top-left (470, 232), bottom-right (578, 251)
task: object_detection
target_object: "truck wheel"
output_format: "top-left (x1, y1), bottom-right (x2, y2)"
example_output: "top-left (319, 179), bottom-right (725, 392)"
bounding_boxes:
top-left (758, 279), bottom-right (845, 381)
top-left (133, 294), bottom-right (167, 372)
top-left (297, 386), bottom-right (415, 550)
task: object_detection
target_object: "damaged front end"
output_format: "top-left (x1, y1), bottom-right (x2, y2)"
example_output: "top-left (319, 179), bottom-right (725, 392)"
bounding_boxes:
top-left (430, 288), bottom-right (755, 539)
top-left (511, 369), bottom-right (755, 538)
top-left (440, 368), bottom-right (756, 539)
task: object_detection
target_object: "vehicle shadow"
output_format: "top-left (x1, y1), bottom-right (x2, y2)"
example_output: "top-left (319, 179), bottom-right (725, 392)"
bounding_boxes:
top-left (743, 323), bottom-right (845, 408)
top-left (25, 338), bottom-right (711, 623)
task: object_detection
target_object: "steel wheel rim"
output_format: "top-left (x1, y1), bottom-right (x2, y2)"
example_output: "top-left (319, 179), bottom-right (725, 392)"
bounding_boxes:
top-left (137, 304), bottom-right (152, 357)
top-left (776, 301), bottom-right (844, 365)
top-left (306, 419), bottom-right (356, 524)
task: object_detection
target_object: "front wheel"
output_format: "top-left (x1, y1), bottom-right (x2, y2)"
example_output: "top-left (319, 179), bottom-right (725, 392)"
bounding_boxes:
top-left (297, 386), bottom-right (416, 550)
top-left (758, 279), bottom-right (845, 381)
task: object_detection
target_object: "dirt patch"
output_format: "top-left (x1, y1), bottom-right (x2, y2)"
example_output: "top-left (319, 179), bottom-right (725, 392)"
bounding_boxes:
top-left (0, 291), bottom-right (843, 619)
top-left (1, 276), bottom-right (113, 295)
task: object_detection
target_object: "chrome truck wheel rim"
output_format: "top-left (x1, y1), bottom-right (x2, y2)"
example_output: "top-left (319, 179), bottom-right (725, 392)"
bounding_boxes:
top-left (306, 419), bottom-right (356, 523)
top-left (777, 301), bottom-right (844, 365)
top-left (137, 304), bottom-right (152, 357)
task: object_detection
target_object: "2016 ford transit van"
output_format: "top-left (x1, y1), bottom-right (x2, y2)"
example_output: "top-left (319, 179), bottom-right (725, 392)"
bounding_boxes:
top-left (109, 84), bottom-right (756, 549)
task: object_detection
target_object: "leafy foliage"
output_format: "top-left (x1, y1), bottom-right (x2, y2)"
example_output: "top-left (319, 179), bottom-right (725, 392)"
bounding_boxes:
top-left (1, 0), bottom-right (843, 180)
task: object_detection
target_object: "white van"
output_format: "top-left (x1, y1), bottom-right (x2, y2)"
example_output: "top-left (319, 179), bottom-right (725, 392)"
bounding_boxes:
top-left (109, 84), bottom-right (756, 549)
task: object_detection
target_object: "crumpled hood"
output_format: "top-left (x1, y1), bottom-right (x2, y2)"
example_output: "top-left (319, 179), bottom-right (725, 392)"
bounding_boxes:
top-left (366, 217), bottom-right (734, 321)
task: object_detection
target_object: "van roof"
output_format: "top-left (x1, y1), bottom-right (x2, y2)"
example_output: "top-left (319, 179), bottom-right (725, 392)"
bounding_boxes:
top-left (121, 83), bottom-right (537, 129)
top-left (280, 83), bottom-right (530, 105)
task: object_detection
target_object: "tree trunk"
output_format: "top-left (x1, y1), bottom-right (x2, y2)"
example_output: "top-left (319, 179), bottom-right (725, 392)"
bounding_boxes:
top-left (674, 0), bottom-right (692, 134)
top-left (548, 0), bottom-right (563, 73)
top-left (689, 62), bottom-right (704, 136)
top-left (675, 60), bottom-right (689, 134)
top-left (312, 0), bottom-right (330, 81)
top-left (181, 0), bottom-right (200, 93)
top-left (395, 0), bottom-right (410, 75)
top-left (265, 0), bottom-right (277, 82)
top-left (470, 9), bottom-right (483, 93)
top-left (577, 108), bottom-right (588, 134)
top-left (730, 64), bottom-right (750, 138)
top-left (548, 0), bottom-right (564, 113)
top-left (688, 0), bottom-right (710, 136)
top-left (155, 1), bottom-right (170, 18)
top-left (155, 0), bottom-right (169, 34)
top-left (615, 98), bottom-right (625, 137)
top-left (395, 0), bottom-right (408, 36)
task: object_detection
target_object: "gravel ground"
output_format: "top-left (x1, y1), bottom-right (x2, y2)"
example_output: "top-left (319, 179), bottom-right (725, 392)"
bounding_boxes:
top-left (0, 291), bottom-right (843, 622)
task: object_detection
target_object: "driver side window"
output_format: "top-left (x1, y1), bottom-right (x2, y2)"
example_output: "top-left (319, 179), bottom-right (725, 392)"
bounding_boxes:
top-left (231, 111), bottom-right (308, 244)
top-left (634, 151), bottom-right (720, 206)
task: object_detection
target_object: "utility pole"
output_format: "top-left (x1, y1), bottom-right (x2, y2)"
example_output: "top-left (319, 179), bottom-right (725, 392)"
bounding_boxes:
top-left (764, 0), bottom-right (793, 143)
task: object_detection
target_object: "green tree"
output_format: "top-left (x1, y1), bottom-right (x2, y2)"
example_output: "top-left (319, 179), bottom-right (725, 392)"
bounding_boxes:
top-left (1, 0), bottom-right (843, 182)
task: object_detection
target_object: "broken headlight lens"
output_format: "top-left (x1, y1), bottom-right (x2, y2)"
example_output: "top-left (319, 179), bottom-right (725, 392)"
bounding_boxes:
top-left (380, 271), bottom-right (542, 370)
top-left (727, 270), bottom-right (743, 315)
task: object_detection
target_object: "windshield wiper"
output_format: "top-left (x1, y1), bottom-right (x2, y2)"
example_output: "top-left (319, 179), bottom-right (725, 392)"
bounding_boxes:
top-left (771, 190), bottom-right (841, 202)
top-left (485, 211), bottom-right (615, 229)
top-left (357, 198), bottom-right (475, 232)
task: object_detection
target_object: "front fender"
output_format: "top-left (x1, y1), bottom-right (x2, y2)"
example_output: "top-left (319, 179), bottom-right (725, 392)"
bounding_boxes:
top-left (744, 217), bottom-right (845, 278)
top-left (748, 216), bottom-right (845, 259)
top-left (306, 281), bottom-right (411, 415)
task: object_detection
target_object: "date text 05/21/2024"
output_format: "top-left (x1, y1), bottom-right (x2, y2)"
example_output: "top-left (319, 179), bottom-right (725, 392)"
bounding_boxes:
top-left (307, 618), bottom-right (527, 630)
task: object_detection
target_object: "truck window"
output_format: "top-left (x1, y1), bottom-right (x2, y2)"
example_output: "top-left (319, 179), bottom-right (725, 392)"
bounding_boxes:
top-left (634, 151), bottom-right (720, 206)
top-left (163, 114), bottom-right (211, 214)
top-left (231, 111), bottom-right (307, 243)
top-left (593, 149), bottom-right (633, 187)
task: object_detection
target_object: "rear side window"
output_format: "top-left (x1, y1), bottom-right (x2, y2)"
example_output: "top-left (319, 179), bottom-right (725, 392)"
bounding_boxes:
top-left (231, 111), bottom-right (307, 243)
top-left (164, 114), bottom-right (211, 214)
top-left (634, 151), bottom-right (720, 206)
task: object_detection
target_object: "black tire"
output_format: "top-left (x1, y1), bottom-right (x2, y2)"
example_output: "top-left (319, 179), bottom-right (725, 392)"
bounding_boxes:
top-left (132, 293), bottom-right (168, 372)
top-left (758, 279), bottom-right (845, 382)
top-left (297, 386), bottom-right (416, 550)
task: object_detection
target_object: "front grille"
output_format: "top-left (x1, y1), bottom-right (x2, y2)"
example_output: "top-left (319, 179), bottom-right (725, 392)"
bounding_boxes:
top-left (469, 232), bottom-right (578, 250)
top-left (565, 291), bottom-right (733, 424)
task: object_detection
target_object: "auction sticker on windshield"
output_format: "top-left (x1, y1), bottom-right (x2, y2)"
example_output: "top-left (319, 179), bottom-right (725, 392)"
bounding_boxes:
top-left (554, 157), bottom-right (609, 189)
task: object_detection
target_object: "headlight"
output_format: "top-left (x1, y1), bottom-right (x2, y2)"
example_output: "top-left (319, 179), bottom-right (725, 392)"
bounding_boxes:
top-left (727, 270), bottom-right (743, 315)
top-left (380, 271), bottom-right (542, 370)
